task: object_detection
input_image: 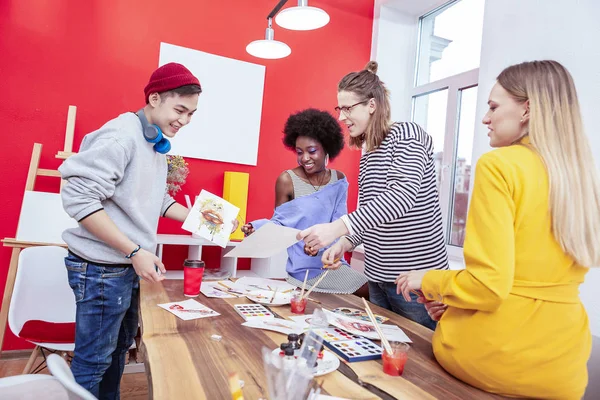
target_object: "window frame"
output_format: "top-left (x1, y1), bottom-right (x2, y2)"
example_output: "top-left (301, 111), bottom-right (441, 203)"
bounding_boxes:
top-left (411, 0), bottom-right (481, 260)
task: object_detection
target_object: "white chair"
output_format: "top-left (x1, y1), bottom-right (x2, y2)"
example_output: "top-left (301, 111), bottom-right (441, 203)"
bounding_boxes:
top-left (8, 246), bottom-right (76, 374)
top-left (47, 354), bottom-right (97, 400)
top-left (0, 373), bottom-right (70, 399)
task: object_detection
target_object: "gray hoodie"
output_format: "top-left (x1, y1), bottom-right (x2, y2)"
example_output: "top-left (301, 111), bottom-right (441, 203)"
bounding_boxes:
top-left (59, 112), bottom-right (175, 264)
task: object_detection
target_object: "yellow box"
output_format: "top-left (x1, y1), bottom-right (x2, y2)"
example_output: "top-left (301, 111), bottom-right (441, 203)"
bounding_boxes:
top-left (223, 171), bottom-right (249, 241)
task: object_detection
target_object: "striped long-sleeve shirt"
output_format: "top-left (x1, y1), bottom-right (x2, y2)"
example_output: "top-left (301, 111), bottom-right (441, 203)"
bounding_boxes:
top-left (344, 122), bottom-right (448, 282)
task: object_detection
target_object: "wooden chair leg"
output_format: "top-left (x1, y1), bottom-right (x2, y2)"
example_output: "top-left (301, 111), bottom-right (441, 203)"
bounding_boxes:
top-left (22, 345), bottom-right (40, 374)
top-left (0, 247), bottom-right (22, 354)
top-left (134, 326), bottom-right (142, 363)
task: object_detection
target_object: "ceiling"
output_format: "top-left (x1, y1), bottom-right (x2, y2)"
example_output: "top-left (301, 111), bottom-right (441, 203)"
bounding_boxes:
top-left (378, 0), bottom-right (450, 16)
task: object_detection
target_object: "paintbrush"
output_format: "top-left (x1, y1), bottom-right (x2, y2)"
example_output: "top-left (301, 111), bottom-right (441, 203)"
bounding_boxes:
top-left (322, 258), bottom-right (341, 269)
top-left (249, 284), bottom-right (270, 291)
top-left (301, 270), bottom-right (309, 298)
top-left (213, 286), bottom-right (242, 297)
top-left (302, 271), bottom-right (329, 300)
top-left (269, 287), bottom-right (278, 304)
top-left (218, 281), bottom-right (233, 290)
top-left (362, 298), bottom-right (393, 354)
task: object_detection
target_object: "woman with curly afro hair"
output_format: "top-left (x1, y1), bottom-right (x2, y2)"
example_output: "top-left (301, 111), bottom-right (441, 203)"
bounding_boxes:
top-left (242, 108), bottom-right (368, 295)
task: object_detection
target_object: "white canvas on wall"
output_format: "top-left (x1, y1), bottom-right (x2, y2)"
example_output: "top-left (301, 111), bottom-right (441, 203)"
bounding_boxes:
top-left (158, 42), bottom-right (265, 166)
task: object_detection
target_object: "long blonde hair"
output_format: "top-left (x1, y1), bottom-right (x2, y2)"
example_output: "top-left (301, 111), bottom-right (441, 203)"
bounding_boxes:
top-left (498, 60), bottom-right (600, 267)
top-left (338, 61), bottom-right (392, 152)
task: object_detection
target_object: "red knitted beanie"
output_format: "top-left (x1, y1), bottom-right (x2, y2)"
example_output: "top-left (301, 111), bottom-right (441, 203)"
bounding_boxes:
top-left (144, 63), bottom-right (201, 103)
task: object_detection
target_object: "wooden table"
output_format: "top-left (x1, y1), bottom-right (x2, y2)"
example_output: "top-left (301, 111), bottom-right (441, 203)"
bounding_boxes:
top-left (139, 280), bottom-right (505, 400)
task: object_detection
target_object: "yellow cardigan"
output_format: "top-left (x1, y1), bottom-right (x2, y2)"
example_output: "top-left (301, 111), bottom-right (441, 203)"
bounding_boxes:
top-left (422, 138), bottom-right (591, 399)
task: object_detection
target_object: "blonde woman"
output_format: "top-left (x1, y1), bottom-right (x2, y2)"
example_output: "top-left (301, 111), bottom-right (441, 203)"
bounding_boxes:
top-left (396, 60), bottom-right (599, 399)
top-left (298, 61), bottom-right (448, 330)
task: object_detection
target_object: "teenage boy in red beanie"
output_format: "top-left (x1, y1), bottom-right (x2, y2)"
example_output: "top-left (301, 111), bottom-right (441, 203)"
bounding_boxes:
top-left (59, 63), bottom-right (235, 399)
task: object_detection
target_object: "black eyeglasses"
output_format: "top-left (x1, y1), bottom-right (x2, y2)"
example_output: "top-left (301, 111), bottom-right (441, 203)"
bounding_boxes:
top-left (335, 99), bottom-right (370, 116)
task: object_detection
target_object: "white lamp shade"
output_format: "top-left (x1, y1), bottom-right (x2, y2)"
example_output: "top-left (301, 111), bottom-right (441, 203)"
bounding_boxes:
top-left (275, 6), bottom-right (330, 31)
top-left (246, 39), bottom-right (291, 59)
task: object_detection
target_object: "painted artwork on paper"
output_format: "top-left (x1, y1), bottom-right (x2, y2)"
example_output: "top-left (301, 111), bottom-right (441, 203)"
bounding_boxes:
top-left (157, 299), bottom-right (220, 321)
top-left (182, 190), bottom-right (240, 247)
top-left (322, 310), bottom-right (412, 343)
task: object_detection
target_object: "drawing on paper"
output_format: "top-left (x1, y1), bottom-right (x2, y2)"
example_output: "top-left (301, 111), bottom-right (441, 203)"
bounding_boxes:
top-left (200, 282), bottom-right (236, 299)
top-left (169, 304), bottom-right (215, 315)
top-left (333, 307), bottom-right (389, 324)
top-left (182, 190), bottom-right (240, 247)
top-left (323, 310), bottom-right (412, 343)
top-left (158, 299), bottom-right (220, 321)
top-left (199, 197), bottom-right (225, 239)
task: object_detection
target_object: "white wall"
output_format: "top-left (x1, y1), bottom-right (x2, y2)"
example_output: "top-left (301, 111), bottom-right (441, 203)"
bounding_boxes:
top-left (473, 0), bottom-right (600, 337)
top-left (370, 4), bottom-right (418, 122)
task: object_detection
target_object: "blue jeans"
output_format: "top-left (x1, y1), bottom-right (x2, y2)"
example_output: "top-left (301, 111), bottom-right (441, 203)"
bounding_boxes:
top-left (368, 281), bottom-right (437, 330)
top-left (65, 253), bottom-right (140, 400)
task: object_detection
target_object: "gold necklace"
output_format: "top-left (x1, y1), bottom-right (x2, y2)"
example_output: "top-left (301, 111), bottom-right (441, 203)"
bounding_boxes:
top-left (304, 168), bottom-right (328, 192)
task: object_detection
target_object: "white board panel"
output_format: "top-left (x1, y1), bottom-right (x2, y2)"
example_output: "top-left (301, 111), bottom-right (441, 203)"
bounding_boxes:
top-left (16, 191), bottom-right (78, 244)
top-left (158, 42), bottom-right (265, 166)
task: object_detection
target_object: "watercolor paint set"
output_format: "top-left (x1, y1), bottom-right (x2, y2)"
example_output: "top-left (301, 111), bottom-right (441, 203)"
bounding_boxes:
top-left (312, 328), bottom-right (382, 362)
top-left (233, 304), bottom-right (274, 321)
top-left (327, 339), bottom-right (383, 362)
top-left (312, 328), bottom-right (362, 342)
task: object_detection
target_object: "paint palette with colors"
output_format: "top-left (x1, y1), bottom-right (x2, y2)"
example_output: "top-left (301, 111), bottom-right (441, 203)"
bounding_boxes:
top-left (233, 303), bottom-right (275, 321)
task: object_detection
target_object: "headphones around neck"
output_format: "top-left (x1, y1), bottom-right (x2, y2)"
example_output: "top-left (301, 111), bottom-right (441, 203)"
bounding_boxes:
top-left (136, 109), bottom-right (171, 154)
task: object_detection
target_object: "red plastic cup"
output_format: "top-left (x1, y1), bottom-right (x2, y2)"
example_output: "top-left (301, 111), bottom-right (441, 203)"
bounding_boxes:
top-left (290, 293), bottom-right (307, 314)
top-left (183, 260), bottom-right (205, 297)
top-left (382, 342), bottom-right (409, 376)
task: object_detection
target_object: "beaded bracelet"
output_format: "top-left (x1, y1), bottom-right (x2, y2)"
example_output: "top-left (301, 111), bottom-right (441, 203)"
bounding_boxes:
top-left (125, 245), bottom-right (141, 259)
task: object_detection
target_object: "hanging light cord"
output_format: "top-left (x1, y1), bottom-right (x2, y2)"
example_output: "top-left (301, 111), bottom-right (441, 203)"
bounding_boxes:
top-left (267, 0), bottom-right (289, 19)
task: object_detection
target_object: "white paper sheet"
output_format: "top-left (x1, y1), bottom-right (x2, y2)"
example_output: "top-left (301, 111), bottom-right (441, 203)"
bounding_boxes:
top-left (223, 222), bottom-right (299, 258)
top-left (242, 319), bottom-right (308, 335)
top-left (288, 315), bottom-right (318, 326)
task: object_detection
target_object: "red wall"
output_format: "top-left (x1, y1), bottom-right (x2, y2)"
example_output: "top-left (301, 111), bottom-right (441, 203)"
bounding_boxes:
top-left (0, 0), bottom-right (373, 350)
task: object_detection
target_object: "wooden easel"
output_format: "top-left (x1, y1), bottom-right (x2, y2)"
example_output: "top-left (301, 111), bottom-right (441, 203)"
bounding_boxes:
top-left (0, 106), bottom-right (77, 354)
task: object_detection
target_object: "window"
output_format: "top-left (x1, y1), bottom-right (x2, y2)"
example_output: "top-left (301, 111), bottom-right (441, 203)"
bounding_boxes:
top-left (411, 0), bottom-right (485, 256)
top-left (449, 86), bottom-right (477, 246)
top-left (412, 89), bottom-right (448, 194)
top-left (415, 0), bottom-right (485, 86)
